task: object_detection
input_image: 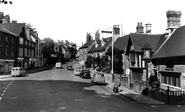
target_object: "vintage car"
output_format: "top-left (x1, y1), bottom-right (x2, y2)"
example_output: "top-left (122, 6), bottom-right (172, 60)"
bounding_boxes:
top-left (91, 72), bottom-right (105, 84)
top-left (11, 67), bottom-right (26, 77)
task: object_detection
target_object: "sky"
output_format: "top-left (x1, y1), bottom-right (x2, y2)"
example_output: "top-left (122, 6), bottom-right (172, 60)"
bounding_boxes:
top-left (1, 0), bottom-right (185, 47)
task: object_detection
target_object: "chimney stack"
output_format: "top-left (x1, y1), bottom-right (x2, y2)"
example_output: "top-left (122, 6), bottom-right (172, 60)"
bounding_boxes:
top-left (146, 23), bottom-right (152, 34)
top-left (166, 10), bottom-right (182, 31)
top-left (136, 22), bottom-right (144, 33)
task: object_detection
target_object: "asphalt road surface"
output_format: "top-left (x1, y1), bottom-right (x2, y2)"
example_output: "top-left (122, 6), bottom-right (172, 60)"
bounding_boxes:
top-left (0, 61), bottom-right (185, 112)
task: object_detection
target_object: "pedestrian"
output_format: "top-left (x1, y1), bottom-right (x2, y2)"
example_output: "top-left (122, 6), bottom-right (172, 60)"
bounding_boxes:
top-left (113, 78), bottom-right (121, 93)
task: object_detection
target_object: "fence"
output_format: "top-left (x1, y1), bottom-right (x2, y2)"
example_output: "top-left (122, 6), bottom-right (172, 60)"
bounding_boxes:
top-left (149, 86), bottom-right (185, 104)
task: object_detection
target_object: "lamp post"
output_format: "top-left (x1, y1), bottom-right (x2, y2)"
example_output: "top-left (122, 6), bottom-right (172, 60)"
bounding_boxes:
top-left (101, 25), bottom-right (120, 81)
top-left (141, 42), bottom-right (152, 86)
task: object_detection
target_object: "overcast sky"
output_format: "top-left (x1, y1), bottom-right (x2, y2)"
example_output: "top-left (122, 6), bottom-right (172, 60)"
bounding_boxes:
top-left (1, 0), bottom-right (185, 47)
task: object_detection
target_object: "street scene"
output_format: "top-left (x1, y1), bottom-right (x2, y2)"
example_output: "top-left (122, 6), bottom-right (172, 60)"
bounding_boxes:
top-left (0, 0), bottom-right (185, 112)
top-left (0, 61), bottom-right (184, 112)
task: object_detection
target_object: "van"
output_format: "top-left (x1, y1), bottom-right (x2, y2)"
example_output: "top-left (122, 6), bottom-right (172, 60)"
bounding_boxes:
top-left (11, 67), bottom-right (26, 77)
top-left (55, 62), bottom-right (62, 68)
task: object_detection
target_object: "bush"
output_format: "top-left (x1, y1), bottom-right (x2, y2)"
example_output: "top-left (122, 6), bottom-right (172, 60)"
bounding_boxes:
top-left (102, 66), bottom-right (111, 73)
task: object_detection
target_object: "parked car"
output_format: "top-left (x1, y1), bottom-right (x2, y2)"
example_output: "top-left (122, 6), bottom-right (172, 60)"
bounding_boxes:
top-left (74, 66), bottom-right (81, 76)
top-left (91, 72), bottom-right (105, 84)
top-left (11, 67), bottom-right (26, 77)
top-left (55, 62), bottom-right (62, 68)
top-left (79, 69), bottom-right (91, 78)
top-left (67, 65), bottom-right (74, 70)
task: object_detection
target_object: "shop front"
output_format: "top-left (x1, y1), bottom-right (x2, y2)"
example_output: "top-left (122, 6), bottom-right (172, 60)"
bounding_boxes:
top-left (29, 58), bottom-right (37, 69)
top-left (0, 59), bottom-right (14, 73)
top-left (18, 57), bottom-right (24, 68)
top-left (24, 58), bottom-right (29, 69)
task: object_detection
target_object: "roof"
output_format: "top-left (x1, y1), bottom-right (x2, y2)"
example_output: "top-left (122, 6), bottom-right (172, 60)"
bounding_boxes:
top-left (0, 23), bottom-right (25, 36)
top-left (99, 37), bottom-right (112, 52)
top-left (0, 27), bottom-right (17, 36)
top-left (114, 35), bottom-right (129, 50)
top-left (129, 33), bottom-right (162, 52)
top-left (88, 40), bottom-right (101, 53)
top-left (153, 25), bottom-right (185, 59)
top-left (79, 40), bottom-right (94, 49)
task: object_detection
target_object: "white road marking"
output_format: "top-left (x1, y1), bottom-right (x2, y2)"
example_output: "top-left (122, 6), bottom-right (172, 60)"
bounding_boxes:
top-left (0, 80), bottom-right (14, 101)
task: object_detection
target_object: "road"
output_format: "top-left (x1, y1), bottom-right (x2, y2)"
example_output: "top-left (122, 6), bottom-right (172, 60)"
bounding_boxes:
top-left (0, 61), bottom-right (185, 112)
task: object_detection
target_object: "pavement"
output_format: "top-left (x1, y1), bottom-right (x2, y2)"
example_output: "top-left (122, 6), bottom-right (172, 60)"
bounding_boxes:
top-left (0, 74), bottom-right (11, 79)
top-left (0, 68), bottom-right (165, 105)
top-left (105, 76), bottom-right (165, 105)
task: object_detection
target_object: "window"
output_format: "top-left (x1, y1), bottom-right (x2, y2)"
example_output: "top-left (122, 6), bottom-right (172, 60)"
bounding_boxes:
top-left (25, 40), bottom-right (27, 46)
top-left (28, 42), bottom-right (31, 46)
top-left (6, 46), bottom-right (9, 56)
top-left (6, 37), bottom-right (8, 42)
top-left (161, 73), bottom-right (181, 87)
top-left (25, 48), bottom-right (27, 56)
top-left (0, 45), bottom-right (2, 55)
top-left (32, 50), bottom-right (34, 57)
top-left (29, 49), bottom-right (31, 56)
top-left (12, 38), bottom-right (15, 44)
top-left (131, 52), bottom-right (135, 63)
top-left (12, 47), bottom-right (15, 56)
top-left (19, 37), bottom-right (23, 44)
top-left (0, 35), bottom-right (2, 40)
top-left (19, 48), bottom-right (23, 56)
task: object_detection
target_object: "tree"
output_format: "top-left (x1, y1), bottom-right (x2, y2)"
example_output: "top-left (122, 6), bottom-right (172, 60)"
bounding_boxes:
top-left (101, 55), bottom-right (109, 67)
top-left (42, 37), bottom-right (56, 65)
top-left (85, 55), bottom-right (92, 68)
top-left (106, 47), bottom-right (123, 74)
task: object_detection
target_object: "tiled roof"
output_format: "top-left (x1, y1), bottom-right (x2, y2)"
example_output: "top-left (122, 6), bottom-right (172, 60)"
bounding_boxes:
top-left (79, 40), bottom-right (94, 49)
top-left (130, 33), bottom-right (162, 52)
top-left (0, 23), bottom-right (25, 36)
top-left (114, 35), bottom-right (129, 50)
top-left (99, 37), bottom-right (112, 52)
top-left (153, 25), bottom-right (185, 59)
top-left (88, 40), bottom-right (101, 53)
top-left (0, 27), bottom-right (17, 36)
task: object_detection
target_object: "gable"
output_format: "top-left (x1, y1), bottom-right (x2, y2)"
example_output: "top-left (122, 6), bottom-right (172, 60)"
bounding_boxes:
top-left (0, 23), bottom-right (25, 36)
top-left (153, 25), bottom-right (185, 59)
top-left (130, 33), bottom-right (162, 52)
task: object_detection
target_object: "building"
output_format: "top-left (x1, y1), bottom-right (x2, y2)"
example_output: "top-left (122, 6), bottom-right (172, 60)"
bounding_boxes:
top-left (0, 12), bottom-right (10, 23)
top-left (79, 33), bottom-right (94, 61)
top-left (0, 26), bottom-right (17, 73)
top-left (125, 33), bottom-right (162, 92)
top-left (0, 22), bottom-right (38, 70)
